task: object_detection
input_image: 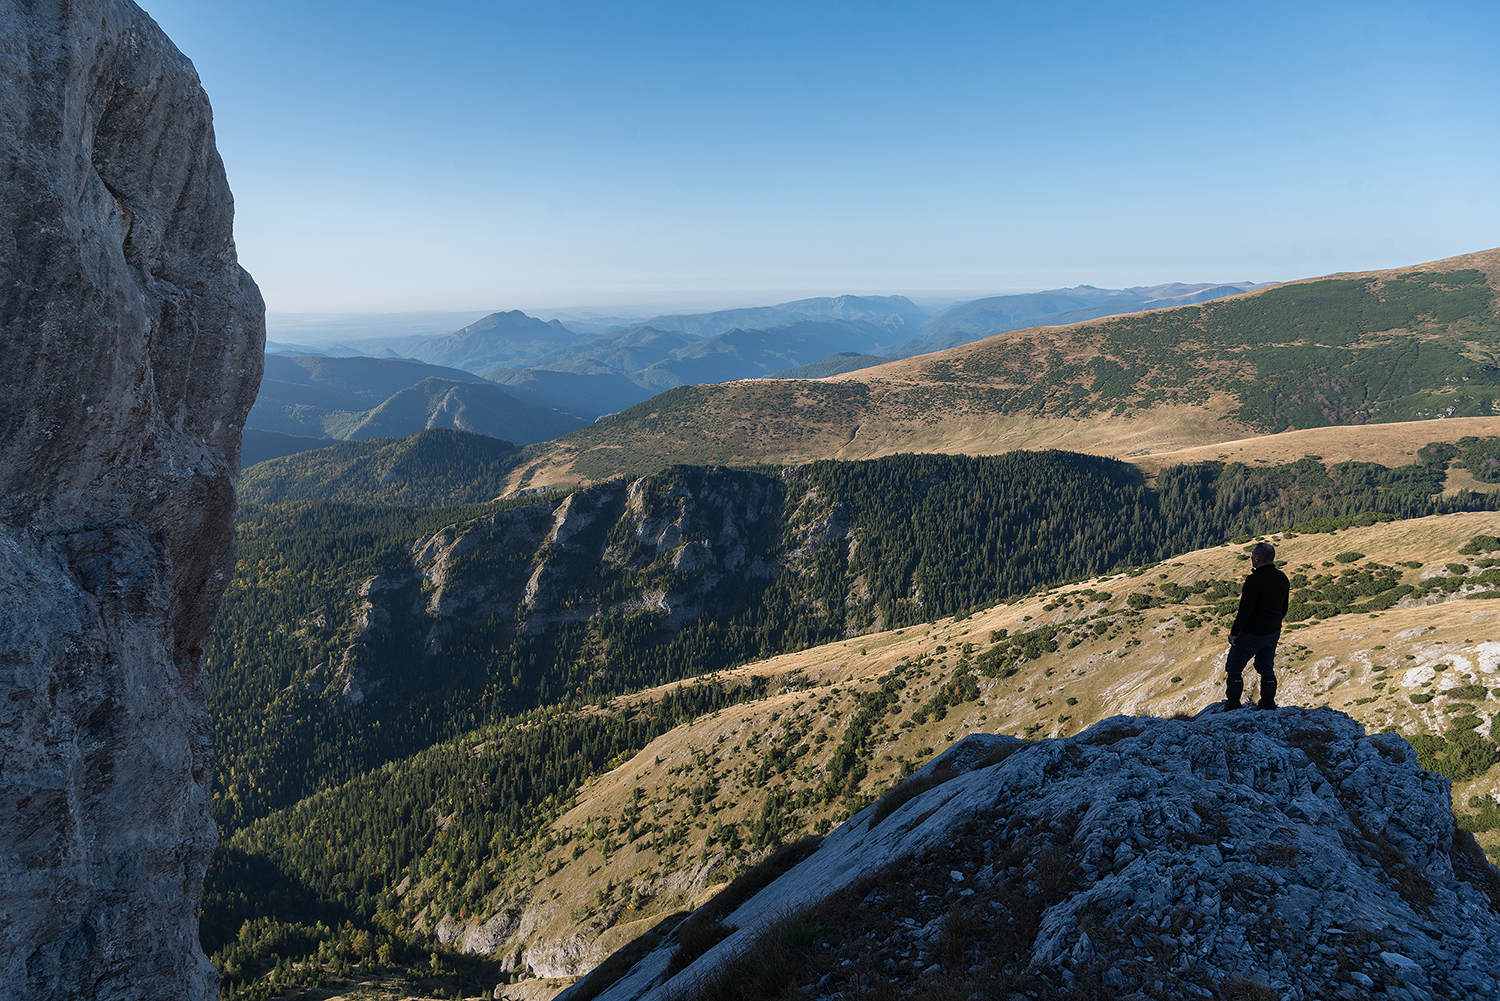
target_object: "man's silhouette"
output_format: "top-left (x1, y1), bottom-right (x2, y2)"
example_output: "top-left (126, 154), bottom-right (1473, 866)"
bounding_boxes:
top-left (1225, 541), bottom-right (1291, 710)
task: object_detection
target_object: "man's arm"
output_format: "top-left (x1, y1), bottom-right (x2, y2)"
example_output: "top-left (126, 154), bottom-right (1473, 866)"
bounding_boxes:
top-left (1228, 573), bottom-right (1259, 640)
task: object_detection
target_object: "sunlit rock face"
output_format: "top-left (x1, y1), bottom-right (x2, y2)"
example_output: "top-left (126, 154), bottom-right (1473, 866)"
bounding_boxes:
top-left (0, 1), bottom-right (263, 997)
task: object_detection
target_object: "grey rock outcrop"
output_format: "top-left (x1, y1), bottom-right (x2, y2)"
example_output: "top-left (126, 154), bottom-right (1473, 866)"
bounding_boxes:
top-left (329, 467), bottom-right (786, 700)
top-left (1, 2), bottom-right (263, 999)
top-left (580, 709), bottom-right (1500, 1001)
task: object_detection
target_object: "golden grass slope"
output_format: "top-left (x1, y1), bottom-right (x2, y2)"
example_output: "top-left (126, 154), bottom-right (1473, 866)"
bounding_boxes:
top-left (456, 511), bottom-right (1500, 996)
top-left (504, 247), bottom-right (1500, 494)
top-left (1130, 415), bottom-right (1500, 483)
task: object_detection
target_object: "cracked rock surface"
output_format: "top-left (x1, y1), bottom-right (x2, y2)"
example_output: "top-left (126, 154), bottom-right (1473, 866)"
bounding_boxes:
top-left (580, 709), bottom-right (1500, 1001)
top-left (1, 1), bottom-right (263, 998)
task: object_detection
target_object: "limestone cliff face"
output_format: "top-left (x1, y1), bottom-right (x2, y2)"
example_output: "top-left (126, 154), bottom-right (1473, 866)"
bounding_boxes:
top-left (330, 467), bottom-right (788, 702)
top-left (0, 2), bottom-right (263, 998)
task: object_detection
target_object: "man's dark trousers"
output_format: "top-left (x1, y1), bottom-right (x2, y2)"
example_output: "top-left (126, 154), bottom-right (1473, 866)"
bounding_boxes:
top-left (1226, 630), bottom-right (1279, 709)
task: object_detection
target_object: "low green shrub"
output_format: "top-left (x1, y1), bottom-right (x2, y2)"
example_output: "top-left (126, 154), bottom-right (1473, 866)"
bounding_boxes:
top-left (1460, 795), bottom-right (1500, 833)
top-left (1460, 534), bottom-right (1500, 555)
top-left (1222, 975), bottom-right (1280, 1001)
top-left (1409, 727), bottom-right (1500, 780)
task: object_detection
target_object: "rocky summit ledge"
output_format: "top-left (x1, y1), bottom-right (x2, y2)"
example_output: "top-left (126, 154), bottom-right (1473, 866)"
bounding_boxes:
top-left (573, 708), bottom-right (1500, 1001)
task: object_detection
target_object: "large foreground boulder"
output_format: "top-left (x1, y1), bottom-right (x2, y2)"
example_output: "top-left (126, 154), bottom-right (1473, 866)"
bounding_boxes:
top-left (0, 1), bottom-right (263, 998)
top-left (581, 709), bottom-right (1500, 1001)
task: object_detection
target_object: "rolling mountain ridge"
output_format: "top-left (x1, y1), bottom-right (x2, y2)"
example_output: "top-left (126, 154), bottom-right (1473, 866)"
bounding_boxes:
top-left (624, 294), bottom-right (928, 340)
top-left (482, 368), bottom-right (657, 422)
top-left (891, 280), bottom-right (1270, 356)
top-left (402, 309), bottom-right (581, 373)
top-left (255, 280), bottom-right (1282, 440)
top-left (329, 378), bottom-right (583, 444)
top-left (248, 354), bottom-right (582, 446)
top-left (208, 249), bottom-right (1500, 1001)
top-left (500, 247), bottom-right (1500, 494)
top-left (768, 352), bottom-right (897, 380)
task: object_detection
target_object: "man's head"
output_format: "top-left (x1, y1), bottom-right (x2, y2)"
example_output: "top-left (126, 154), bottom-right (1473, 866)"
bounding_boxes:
top-left (1251, 542), bottom-right (1276, 568)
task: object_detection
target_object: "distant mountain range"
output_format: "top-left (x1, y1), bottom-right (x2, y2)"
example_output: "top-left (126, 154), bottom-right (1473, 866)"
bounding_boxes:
top-left (524, 318), bottom-right (900, 390)
top-left (399, 309), bottom-right (580, 372)
top-left (481, 367), bottom-right (654, 421)
top-left (246, 355), bottom-right (581, 456)
top-left (768, 352), bottom-right (896, 379)
top-left (253, 282), bottom-right (1273, 439)
top-left (248, 251), bottom-right (1498, 491)
top-left (896, 281), bottom-right (1270, 355)
top-left (628, 293), bottom-right (928, 339)
top-left (328, 377), bottom-right (580, 443)
top-left (263, 340), bottom-right (409, 359)
top-left (491, 248), bottom-right (1500, 488)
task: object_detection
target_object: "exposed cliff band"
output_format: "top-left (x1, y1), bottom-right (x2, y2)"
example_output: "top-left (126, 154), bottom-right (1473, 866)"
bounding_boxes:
top-left (0, 1), bottom-right (263, 998)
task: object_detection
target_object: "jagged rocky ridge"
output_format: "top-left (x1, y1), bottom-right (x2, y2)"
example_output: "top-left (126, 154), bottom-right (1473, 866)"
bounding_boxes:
top-left (577, 709), bottom-right (1500, 1001)
top-left (316, 451), bottom-right (1179, 713)
top-left (0, 1), bottom-right (263, 998)
top-left (333, 467), bottom-right (822, 703)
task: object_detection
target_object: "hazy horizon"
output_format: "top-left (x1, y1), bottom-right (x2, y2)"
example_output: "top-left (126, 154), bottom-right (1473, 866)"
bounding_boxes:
top-left (263, 276), bottom-right (1280, 346)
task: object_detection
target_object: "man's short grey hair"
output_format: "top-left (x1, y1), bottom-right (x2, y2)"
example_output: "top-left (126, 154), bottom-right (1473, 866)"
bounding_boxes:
top-left (1252, 542), bottom-right (1276, 565)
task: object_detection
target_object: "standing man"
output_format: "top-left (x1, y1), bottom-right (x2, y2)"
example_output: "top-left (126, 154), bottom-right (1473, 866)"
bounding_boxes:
top-left (1225, 541), bottom-right (1291, 710)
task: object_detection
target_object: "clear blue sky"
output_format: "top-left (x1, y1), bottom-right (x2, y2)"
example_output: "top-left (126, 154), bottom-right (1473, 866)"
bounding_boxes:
top-left (143, 0), bottom-right (1499, 313)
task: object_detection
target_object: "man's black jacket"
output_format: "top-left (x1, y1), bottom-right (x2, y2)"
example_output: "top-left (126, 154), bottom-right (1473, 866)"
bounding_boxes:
top-left (1230, 564), bottom-right (1291, 636)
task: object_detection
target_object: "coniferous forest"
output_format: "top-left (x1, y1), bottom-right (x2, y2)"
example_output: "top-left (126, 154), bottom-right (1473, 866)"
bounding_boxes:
top-left (201, 439), bottom-right (1500, 993)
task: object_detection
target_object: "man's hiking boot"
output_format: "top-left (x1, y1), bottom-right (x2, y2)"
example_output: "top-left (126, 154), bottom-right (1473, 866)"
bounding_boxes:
top-left (1257, 681), bottom-right (1278, 711)
top-left (1225, 678), bottom-right (1244, 711)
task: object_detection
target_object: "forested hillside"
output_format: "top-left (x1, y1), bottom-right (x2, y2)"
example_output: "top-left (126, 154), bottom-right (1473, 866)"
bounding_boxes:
top-left (249, 354), bottom-right (583, 446)
top-left (214, 445), bottom-right (1500, 832)
top-left (943, 266), bottom-right (1498, 429)
top-left (238, 428), bottom-right (522, 506)
top-left (207, 445), bottom-right (1500, 975)
top-left (203, 491), bottom-right (1500, 998)
top-left (501, 251), bottom-right (1500, 489)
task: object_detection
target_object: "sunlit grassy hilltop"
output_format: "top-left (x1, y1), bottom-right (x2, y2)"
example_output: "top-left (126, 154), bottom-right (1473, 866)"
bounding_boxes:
top-left (503, 247), bottom-right (1500, 494)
